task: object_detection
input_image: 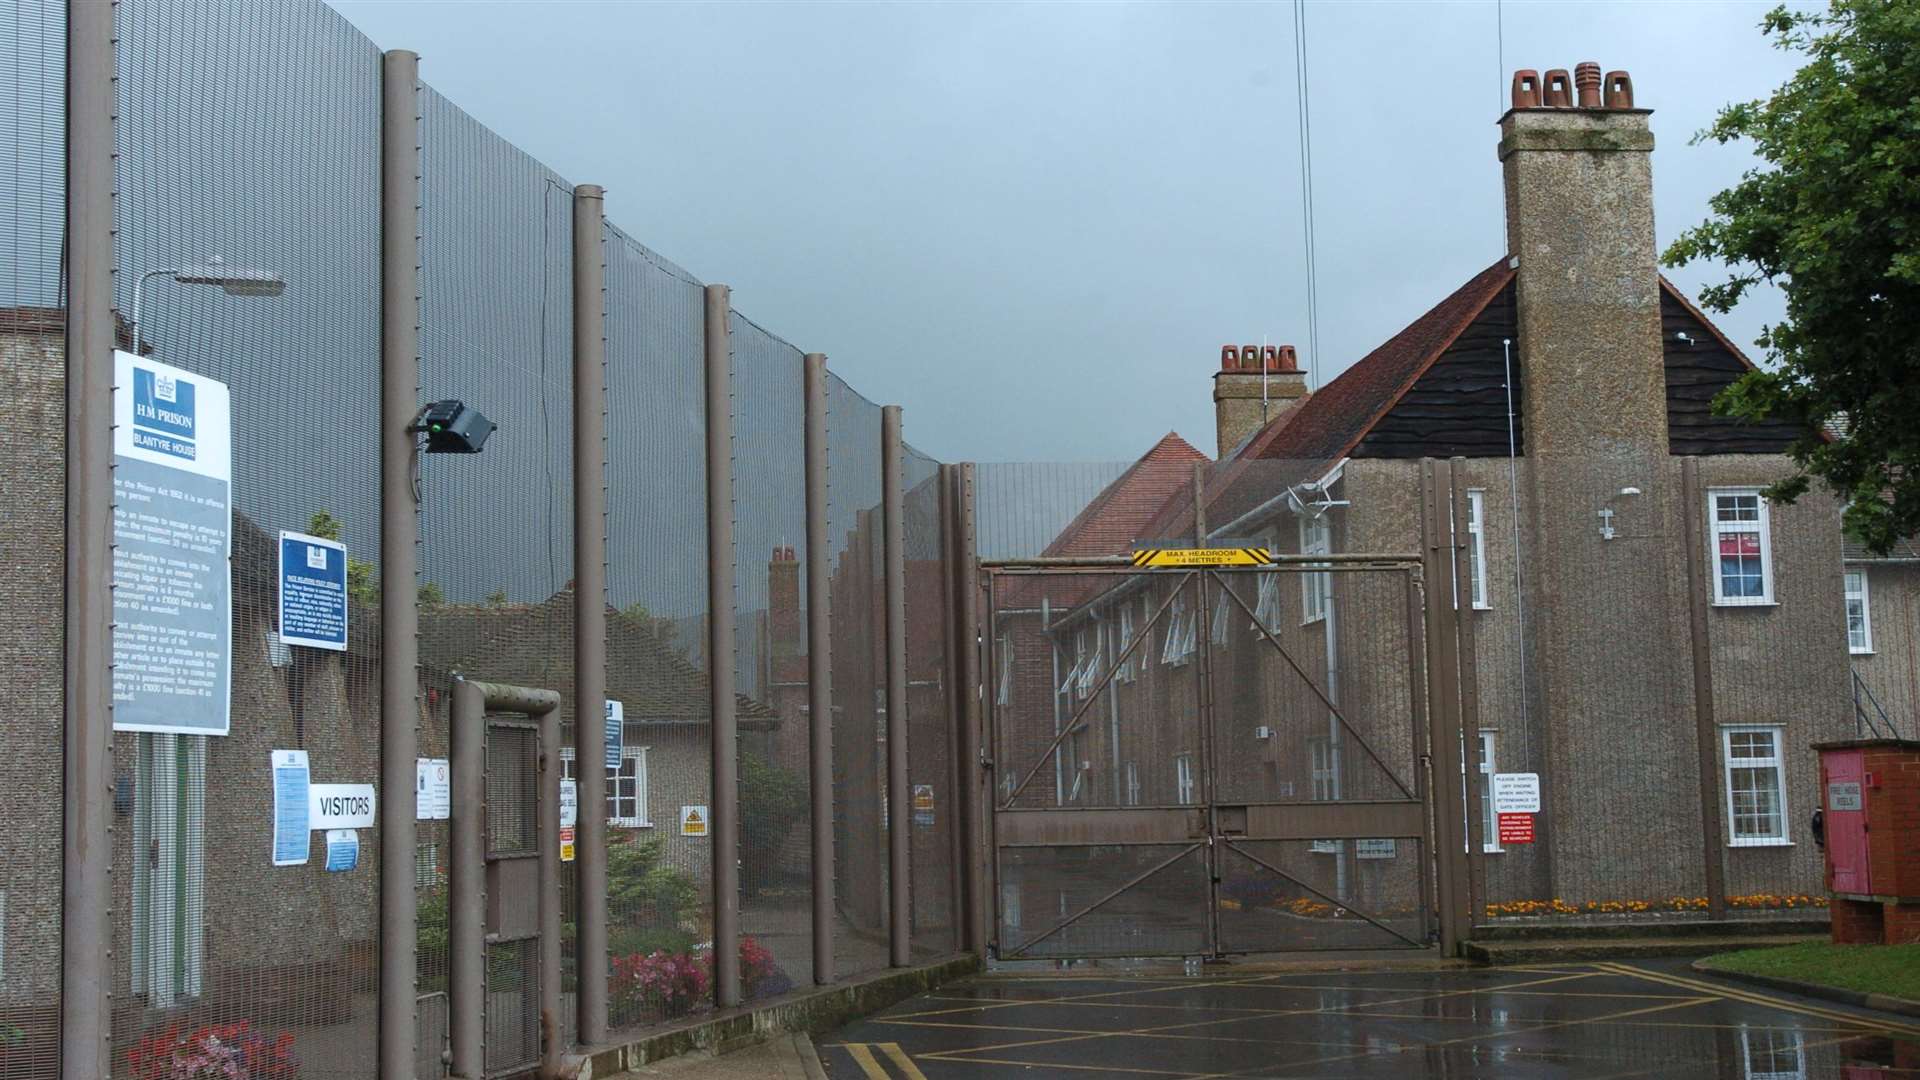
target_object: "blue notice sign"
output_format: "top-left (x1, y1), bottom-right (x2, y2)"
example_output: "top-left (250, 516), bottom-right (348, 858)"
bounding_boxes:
top-left (278, 531), bottom-right (348, 652)
top-left (272, 750), bottom-right (311, 866)
top-left (324, 829), bottom-right (360, 873)
top-left (605, 699), bottom-right (624, 772)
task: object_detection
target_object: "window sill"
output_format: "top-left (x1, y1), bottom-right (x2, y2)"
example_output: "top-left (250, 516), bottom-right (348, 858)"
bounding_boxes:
top-left (1471, 603), bottom-right (1492, 612)
top-left (1850, 648), bottom-right (1874, 657)
top-left (1727, 839), bottom-right (1793, 849)
top-left (1710, 600), bottom-right (1778, 609)
top-left (1481, 846), bottom-right (1503, 855)
top-left (611, 820), bottom-right (653, 829)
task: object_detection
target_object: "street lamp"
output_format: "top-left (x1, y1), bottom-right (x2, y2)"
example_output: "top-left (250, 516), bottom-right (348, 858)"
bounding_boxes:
top-left (129, 256), bottom-right (286, 352)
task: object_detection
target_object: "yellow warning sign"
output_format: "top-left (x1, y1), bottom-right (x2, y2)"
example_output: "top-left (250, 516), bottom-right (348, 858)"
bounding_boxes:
top-left (680, 805), bottom-right (708, 837)
top-left (1130, 547), bottom-right (1271, 568)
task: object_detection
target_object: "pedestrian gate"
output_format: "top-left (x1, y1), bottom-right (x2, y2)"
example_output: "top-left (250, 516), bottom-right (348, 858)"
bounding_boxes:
top-left (985, 559), bottom-right (1435, 959)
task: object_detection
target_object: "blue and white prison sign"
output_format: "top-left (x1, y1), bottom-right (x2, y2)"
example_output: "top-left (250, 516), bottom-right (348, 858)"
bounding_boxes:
top-left (278, 531), bottom-right (348, 651)
top-left (111, 351), bottom-right (232, 736)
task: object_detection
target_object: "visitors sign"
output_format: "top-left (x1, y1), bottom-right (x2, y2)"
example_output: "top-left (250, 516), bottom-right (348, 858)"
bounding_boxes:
top-left (278, 530), bottom-right (348, 651)
top-left (112, 351), bottom-right (232, 735)
top-left (1492, 772), bottom-right (1541, 814)
top-left (310, 783), bottom-right (376, 829)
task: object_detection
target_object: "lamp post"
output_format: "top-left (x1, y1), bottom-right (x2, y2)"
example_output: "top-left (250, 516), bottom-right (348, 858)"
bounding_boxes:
top-left (129, 256), bottom-right (286, 351)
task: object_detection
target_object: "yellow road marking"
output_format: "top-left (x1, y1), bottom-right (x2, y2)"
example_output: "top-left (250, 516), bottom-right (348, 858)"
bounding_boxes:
top-left (877, 1042), bottom-right (929, 1080)
top-left (839, 1042), bottom-right (894, 1080)
top-left (918, 1050), bottom-right (1210, 1077)
top-left (1595, 962), bottom-right (1920, 1038)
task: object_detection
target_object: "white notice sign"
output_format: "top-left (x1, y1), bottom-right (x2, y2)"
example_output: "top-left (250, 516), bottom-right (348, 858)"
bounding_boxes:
top-left (560, 779), bottom-right (578, 829)
top-left (310, 783), bottom-right (377, 829)
top-left (1356, 839), bottom-right (1397, 860)
top-left (1493, 772), bottom-right (1541, 814)
top-left (416, 758), bottom-right (450, 820)
top-left (680, 805), bottom-right (709, 837)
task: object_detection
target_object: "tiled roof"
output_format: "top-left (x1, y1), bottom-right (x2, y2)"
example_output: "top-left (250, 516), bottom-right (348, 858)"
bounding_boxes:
top-left (1239, 257), bottom-right (1516, 468)
top-left (1845, 534), bottom-right (1920, 562)
top-left (420, 588), bottom-right (780, 725)
top-left (1041, 432), bottom-right (1209, 557)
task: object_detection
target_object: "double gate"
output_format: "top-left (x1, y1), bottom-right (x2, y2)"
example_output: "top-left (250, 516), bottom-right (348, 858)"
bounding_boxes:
top-left (985, 558), bottom-right (1436, 960)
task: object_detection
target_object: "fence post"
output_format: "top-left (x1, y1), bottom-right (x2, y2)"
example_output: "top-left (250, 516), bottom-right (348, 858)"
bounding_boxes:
top-left (378, 47), bottom-right (423, 1080)
top-left (1450, 458), bottom-right (1488, 922)
top-left (62, 0), bottom-right (115, 1074)
top-left (955, 462), bottom-right (986, 956)
top-left (570, 183), bottom-right (609, 1044)
top-left (1421, 458), bottom-right (1472, 955)
top-left (704, 284), bottom-right (741, 1007)
top-left (1681, 457), bottom-right (1729, 919)
top-left (803, 354), bottom-right (835, 984)
top-left (882, 405), bottom-right (911, 967)
top-left (939, 466), bottom-right (966, 954)
top-left (448, 679), bottom-right (484, 1078)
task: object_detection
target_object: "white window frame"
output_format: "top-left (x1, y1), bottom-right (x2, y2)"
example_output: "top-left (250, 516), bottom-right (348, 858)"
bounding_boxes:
top-left (1300, 513), bottom-right (1331, 625)
top-left (1709, 489), bottom-right (1775, 606)
top-left (1477, 730), bottom-right (1501, 853)
top-left (1072, 626), bottom-right (1102, 699)
top-left (561, 745), bottom-right (653, 828)
top-left (1125, 760), bottom-right (1141, 806)
top-left (1722, 725), bottom-right (1790, 847)
top-left (1209, 582), bottom-right (1232, 647)
top-left (1845, 570), bottom-right (1873, 654)
top-left (1466, 489), bottom-right (1490, 610)
top-left (1174, 753), bottom-right (1195, 803)
top-left (1161, 597), bottom-right (1195, 666)
top-left (1308, 735), bottom-right (1335, 802)
top-left (1114, 604), bottom-right (1137, 683)
top-left (996, 632), bottom-right (1013, 705)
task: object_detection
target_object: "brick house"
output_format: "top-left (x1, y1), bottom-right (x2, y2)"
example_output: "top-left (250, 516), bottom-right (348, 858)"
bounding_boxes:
top-left (997, 66), bottom-right (1896, 924)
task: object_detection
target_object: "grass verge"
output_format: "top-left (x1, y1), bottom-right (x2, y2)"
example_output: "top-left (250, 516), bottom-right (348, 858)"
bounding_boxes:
top-left (1699, 941), bottom-right (1920, 1001)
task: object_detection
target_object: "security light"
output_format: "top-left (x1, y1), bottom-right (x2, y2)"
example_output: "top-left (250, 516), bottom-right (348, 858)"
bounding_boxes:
top-left (130, 257), bottom-right (287, 350)
top-left (410, 399), bottom-right (496, 454)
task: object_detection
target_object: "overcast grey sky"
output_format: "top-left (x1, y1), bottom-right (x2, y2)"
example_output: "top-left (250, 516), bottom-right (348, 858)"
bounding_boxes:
top-left (330, 0), bottom-right (1804, 464)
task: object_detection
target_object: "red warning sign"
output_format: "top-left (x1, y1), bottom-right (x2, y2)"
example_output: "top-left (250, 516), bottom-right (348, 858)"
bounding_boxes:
top-left (1497, 813), bottom-right (1535, 845)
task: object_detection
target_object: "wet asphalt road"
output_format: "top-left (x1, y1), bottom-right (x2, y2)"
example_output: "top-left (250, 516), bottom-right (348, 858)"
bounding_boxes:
top-left (819, 957), bottom-right (1920, 1078)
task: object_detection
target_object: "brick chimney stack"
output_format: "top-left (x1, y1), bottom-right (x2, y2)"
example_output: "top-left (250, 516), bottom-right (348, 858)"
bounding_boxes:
top-left (1213, 344), bottom-right (1307, 459)
top-left (767, 546), bottom-right (803, 684)
top-left (1500, 60), bottom-right (1665, 459)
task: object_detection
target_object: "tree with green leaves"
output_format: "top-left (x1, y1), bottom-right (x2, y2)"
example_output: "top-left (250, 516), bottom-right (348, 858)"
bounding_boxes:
top-left (1663, 0), bottom-right (1920, 554)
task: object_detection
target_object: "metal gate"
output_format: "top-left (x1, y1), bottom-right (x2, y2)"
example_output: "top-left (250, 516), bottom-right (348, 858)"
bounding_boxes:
top-left (984, 556), bottom-right (1435, 960)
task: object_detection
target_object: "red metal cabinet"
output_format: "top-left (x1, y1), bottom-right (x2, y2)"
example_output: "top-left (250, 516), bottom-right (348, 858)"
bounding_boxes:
top-left (1821, 748), bottom-right (1869, 894)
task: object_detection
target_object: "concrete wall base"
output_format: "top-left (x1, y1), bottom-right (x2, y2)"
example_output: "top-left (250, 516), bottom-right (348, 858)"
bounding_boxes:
top-left (578, 954), bottom-right (981, 1075)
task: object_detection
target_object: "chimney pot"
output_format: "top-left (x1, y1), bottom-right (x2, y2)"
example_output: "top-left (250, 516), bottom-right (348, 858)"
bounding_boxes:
top-left (1543, 69), bottom-right (1572, 108)
top-left (1511, 69), bottom-right (1541, 109)
top-left (1276, 344), bottom-right (1299, 372)
top-left (1574, 62), bottom-right (1602, 108)
top-left (1220, 345), bottom-right (1239, 371)
top-left (1259, 344), bottom-right (1278, 370)
top-left (1604, 70), bottom-right (1634, 109)
top-left (1242, 344), bottom-right (1259, 368)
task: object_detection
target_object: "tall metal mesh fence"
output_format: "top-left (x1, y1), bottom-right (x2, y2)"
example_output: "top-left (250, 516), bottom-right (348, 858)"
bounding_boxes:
top-left (728, 314), bottom-right (814, 998)
top-left (11, 0), bottom-right (976, 1069)
top-left (903, 449), bottom-right (958, 959)
top-left (109, 1), bottom-right (385, 1075)
top-left (0, 2), bottom-right (66, 1076)
top-left (601, 227), bottom-right (716, 1035)
top-left (825, 375), bottom-right (891, 980)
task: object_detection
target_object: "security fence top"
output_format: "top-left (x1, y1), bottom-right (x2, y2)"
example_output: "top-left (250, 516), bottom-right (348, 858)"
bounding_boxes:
top-left (979, 552), bottom-right (1423, 570)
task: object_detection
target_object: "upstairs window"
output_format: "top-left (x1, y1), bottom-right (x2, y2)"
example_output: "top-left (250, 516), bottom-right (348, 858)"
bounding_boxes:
top-left (1161, 597), bottom-right (1196, 666)
top-left (1072, 627), bottom-right (1102, 699)
top-left (1252, 571), bottom-right (1282, 633)
top-left (1300, 514), bottom-right (1331, 624)
top-left (1209, 584), bottom-right (1232, 647)
top-left (1710, 489), bottom-right (1774, 605)
top-left (1845, 571), bottom-right (1873, 654)
top-left (996, 632), bottom-right (1013, 705)
top-left (1114, 604), bottom-right (1137, 683)
top-left (1467, 490), bottom-right (1489, 610)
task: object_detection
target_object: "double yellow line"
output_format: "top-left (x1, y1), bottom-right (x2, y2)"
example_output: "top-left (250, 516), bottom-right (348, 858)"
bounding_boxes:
top-left (838, 1042), bottom-right (930, 1080)
top-left (1593, 961), bottom-right (1920, 1038)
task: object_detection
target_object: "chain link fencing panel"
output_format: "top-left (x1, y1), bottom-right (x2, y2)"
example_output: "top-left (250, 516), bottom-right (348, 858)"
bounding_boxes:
top-left (825, 375), bottom-right (891, 981)
top-left (902, 449), bottom-right (959, 959)
top-left (108, 1), bottom-right (385, 1075)
top-left (728, 313), bottom-right (814, 998)
top-left (0, 2), bottom-right (67, 1075)
top-left (602, 227), bottom-right (716, 1035)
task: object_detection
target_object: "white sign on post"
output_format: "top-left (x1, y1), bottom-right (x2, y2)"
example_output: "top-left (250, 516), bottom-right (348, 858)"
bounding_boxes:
top-left (559, 779), bottom-right (578, 829)
top-left (310, 783), bottom-right (377, 829)
top-left (416, 758), bottom-right (450, 820)
top-left (1493, 772), bottom-right (1541, 814)
top-left (680, 805), bottom-right (709, 837)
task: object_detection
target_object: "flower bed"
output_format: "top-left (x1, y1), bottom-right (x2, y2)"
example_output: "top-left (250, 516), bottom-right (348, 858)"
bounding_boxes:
top-left (1484, 894), bottom-right (1829, 919)
top-left (125, 1021), bottom-right (298, 1080)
